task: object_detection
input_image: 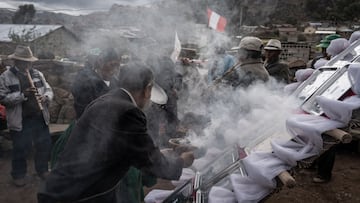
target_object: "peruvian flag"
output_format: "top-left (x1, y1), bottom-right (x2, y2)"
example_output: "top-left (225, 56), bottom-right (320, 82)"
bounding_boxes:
top-left (207, 8), bottom-right (227, 32)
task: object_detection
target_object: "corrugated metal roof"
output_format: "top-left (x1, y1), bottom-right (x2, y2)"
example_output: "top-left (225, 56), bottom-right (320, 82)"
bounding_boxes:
top-left (0, 24), bottom-right (63, 42)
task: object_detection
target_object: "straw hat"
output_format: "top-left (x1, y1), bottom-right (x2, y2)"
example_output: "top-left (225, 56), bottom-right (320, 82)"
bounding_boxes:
top-left (8, 45), bottom-right (38, 62)
top-left (264, 39), bottom-right (282, 50)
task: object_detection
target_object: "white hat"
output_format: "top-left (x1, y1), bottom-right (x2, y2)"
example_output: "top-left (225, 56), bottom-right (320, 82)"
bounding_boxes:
top-left (150, 82), bottom-right (168, 105)
top-left (313, 58), bottom-right (328, 69)
top-left (264, 39), bottom-right (282, 50)
top-left (8, 45), bottom-right (38, 62)
top-left (349, 31), bottom-right (360, 44)
top-left (326, 38), bottom-right (350, 57)
top-left (234, 36), bottom-right (263, 52)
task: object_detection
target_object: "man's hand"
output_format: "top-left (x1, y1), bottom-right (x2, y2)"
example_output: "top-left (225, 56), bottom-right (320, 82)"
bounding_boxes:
top-left (180, 151), bottom-right (194, 168)
top-left (160, 148), bottom-right (174, 157)
top-left (181, 58), bottom-right (192, 66)
top-left (174, 145), bottom-right (197, 154)
top-left (24, 87), bottom-right (37, 97)
top-left (33, 93), bottom-right (48, 104)
top-left (39, 95), bottom-right (49, 103)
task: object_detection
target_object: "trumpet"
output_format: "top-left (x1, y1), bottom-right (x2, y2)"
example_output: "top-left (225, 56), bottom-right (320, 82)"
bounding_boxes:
top-left (25, 69), bottom-right (44, 111)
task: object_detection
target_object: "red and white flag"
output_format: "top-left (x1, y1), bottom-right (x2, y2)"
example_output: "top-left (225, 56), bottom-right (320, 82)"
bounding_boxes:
top-left (207, 8), bottom-right (227, 32)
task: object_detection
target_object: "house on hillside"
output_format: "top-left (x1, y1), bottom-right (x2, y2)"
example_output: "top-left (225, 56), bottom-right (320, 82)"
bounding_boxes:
top-left (278, 27), bottom-right (298, 42)
top-left (304, 26), bottom-right (316, 35)
top-left (309, 22), bottom-right (322, 28)
top-left (240, 25), bottom-right (259, 34)
top-left (0, 24), bottom-right (81, 58)
top-left (337, 26), bottom-right (353, 39)
top-left (316, 27), bottom-right (337, 34)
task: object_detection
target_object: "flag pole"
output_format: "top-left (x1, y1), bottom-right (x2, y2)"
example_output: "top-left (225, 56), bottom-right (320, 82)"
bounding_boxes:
top-left (205, 0), bottom-right (209, 29)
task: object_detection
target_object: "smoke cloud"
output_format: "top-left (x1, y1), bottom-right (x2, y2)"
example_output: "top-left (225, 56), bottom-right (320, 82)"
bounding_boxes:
top-left (180, 79), bottom-right (302, 152)
top-left (4, 0), bottom-right (293, 153)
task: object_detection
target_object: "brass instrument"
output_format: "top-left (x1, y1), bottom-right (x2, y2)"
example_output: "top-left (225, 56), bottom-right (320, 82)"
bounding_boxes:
top-left (25, 69), bottom-right (44, 111)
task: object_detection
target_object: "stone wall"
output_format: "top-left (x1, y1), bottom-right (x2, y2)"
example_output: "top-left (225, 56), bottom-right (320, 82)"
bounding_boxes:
top-left (33, 60), bottom-right (83, 124)
top-left (0, 58), bottom-right (82, 124)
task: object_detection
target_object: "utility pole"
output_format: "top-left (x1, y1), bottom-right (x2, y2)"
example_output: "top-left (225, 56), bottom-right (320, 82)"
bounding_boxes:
top-left (239, 6), bottom-right (243, 27)
top-left (205, 0), bottom-right (209, 29)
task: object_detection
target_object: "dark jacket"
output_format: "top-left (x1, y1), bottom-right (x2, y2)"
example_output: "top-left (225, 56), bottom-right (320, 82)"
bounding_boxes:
top-left (71, 68), bottom-right (117, 119)
top-left (38, 88), bottom-right (184, 203)
top-left (146, 57), bottom-right (180, 147)
top-left (265, 60), bottom-right (290, 84)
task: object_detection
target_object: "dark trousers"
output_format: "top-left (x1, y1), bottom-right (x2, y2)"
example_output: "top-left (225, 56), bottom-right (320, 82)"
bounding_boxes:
top-left (317, 145), bottom-right (336, 180)
top-left (10, 115), bottom-right (51, 179)
top-left (37, 189), bottom-right (117, 203)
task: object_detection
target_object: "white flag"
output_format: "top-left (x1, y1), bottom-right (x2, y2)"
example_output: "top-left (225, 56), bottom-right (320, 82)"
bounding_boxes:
top-left (170, 32), bottom-right (181, 63)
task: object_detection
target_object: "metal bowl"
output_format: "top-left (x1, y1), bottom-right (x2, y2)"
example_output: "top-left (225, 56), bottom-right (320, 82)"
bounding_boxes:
top-left (168, 138), bottom-right (191, 148)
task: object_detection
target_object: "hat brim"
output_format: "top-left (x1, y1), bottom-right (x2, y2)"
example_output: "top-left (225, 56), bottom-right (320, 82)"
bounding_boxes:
top-left (264, 47), bottom-right (281, 51)
top-left (316, 44), bottom-right (329, 48)
top-left (151, 82), bottom-right (168, 105)
top-left (8, 54), bottom-right (38, 62)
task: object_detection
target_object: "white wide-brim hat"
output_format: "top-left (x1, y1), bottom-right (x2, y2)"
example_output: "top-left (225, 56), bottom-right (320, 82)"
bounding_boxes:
top-left (150, 82), bottom-right (168, 105)
top-left (264, 39), bottom-right (282, 51)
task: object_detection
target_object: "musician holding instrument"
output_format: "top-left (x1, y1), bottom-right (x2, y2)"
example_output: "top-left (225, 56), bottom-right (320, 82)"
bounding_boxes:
top-left (0, 45), bottom-right (53, 187)
top-left (221, 36), bottom-right (269, 88)
top-left (207, 44), bottom-right (236, 85)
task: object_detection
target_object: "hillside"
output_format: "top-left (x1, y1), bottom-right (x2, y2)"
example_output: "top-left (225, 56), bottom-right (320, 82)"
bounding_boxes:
top-left (1, 1), bottom-right (359, 35)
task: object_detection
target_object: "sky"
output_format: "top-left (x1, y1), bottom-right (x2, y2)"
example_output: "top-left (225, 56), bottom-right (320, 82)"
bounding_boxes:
top-left (1, 0), bottom-right (162, 15)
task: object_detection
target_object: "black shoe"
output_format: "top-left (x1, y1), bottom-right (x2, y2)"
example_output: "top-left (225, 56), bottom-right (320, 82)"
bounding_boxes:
top-left (13, 177), bottom-right (27, 187)
top-left (39, 171), bottom-right (50, 180)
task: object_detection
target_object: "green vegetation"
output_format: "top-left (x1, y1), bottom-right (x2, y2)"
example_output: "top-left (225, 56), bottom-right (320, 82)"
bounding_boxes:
top-left (305, 0), bottom-right (360, 21)
top-left (12, 4), bottom-right (36, 24)
top-left (8, 26), bottom-right (38, 45)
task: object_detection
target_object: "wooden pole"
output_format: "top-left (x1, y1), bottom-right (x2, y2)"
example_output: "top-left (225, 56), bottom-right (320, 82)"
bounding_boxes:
top-left (278, 171), bottom-right (296, 188)
top-left (25, 69), bottom-right (43, 111)
top-left (324, 129), bottom-right (352, 144)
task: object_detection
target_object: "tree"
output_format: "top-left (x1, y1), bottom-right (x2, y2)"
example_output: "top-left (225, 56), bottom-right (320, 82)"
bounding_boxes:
top-left (12, 4), bottom-right (36, 24)
top-left (8, 26), bottom-right (38, 45)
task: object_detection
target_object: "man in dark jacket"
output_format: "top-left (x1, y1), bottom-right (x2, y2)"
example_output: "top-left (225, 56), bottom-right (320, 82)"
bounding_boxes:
top-left (72, 48), bottom-right (120, 119)
top-left (38, 61), bottom-right (194, 203)
top-left (264, 39), bottom-right (290, 84)
top-left (50, 48), bottom-right (121, 167)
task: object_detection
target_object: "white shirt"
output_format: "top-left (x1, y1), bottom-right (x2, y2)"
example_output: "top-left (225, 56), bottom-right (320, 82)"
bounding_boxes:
top-left (103, 80), bottom-right (110, 87)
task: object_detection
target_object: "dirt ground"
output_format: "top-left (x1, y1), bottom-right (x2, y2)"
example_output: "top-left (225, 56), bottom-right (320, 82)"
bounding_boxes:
top-left (266, 142), bottom-right (360, 203)
top-left (0, 138), bottom-right (359, 203)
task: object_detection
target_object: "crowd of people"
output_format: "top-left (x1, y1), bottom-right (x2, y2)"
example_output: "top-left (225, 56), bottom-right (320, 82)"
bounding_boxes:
top-left (0, 29), bottom-right (359, 202)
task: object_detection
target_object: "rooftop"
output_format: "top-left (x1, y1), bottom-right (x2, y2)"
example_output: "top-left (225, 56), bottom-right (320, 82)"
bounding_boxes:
top-left (0, 24), bottom-right (63, 42)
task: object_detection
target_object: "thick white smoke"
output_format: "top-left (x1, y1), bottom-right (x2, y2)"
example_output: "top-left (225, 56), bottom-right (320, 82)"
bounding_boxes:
top-left (182, 80), bottom-right (302, 153)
